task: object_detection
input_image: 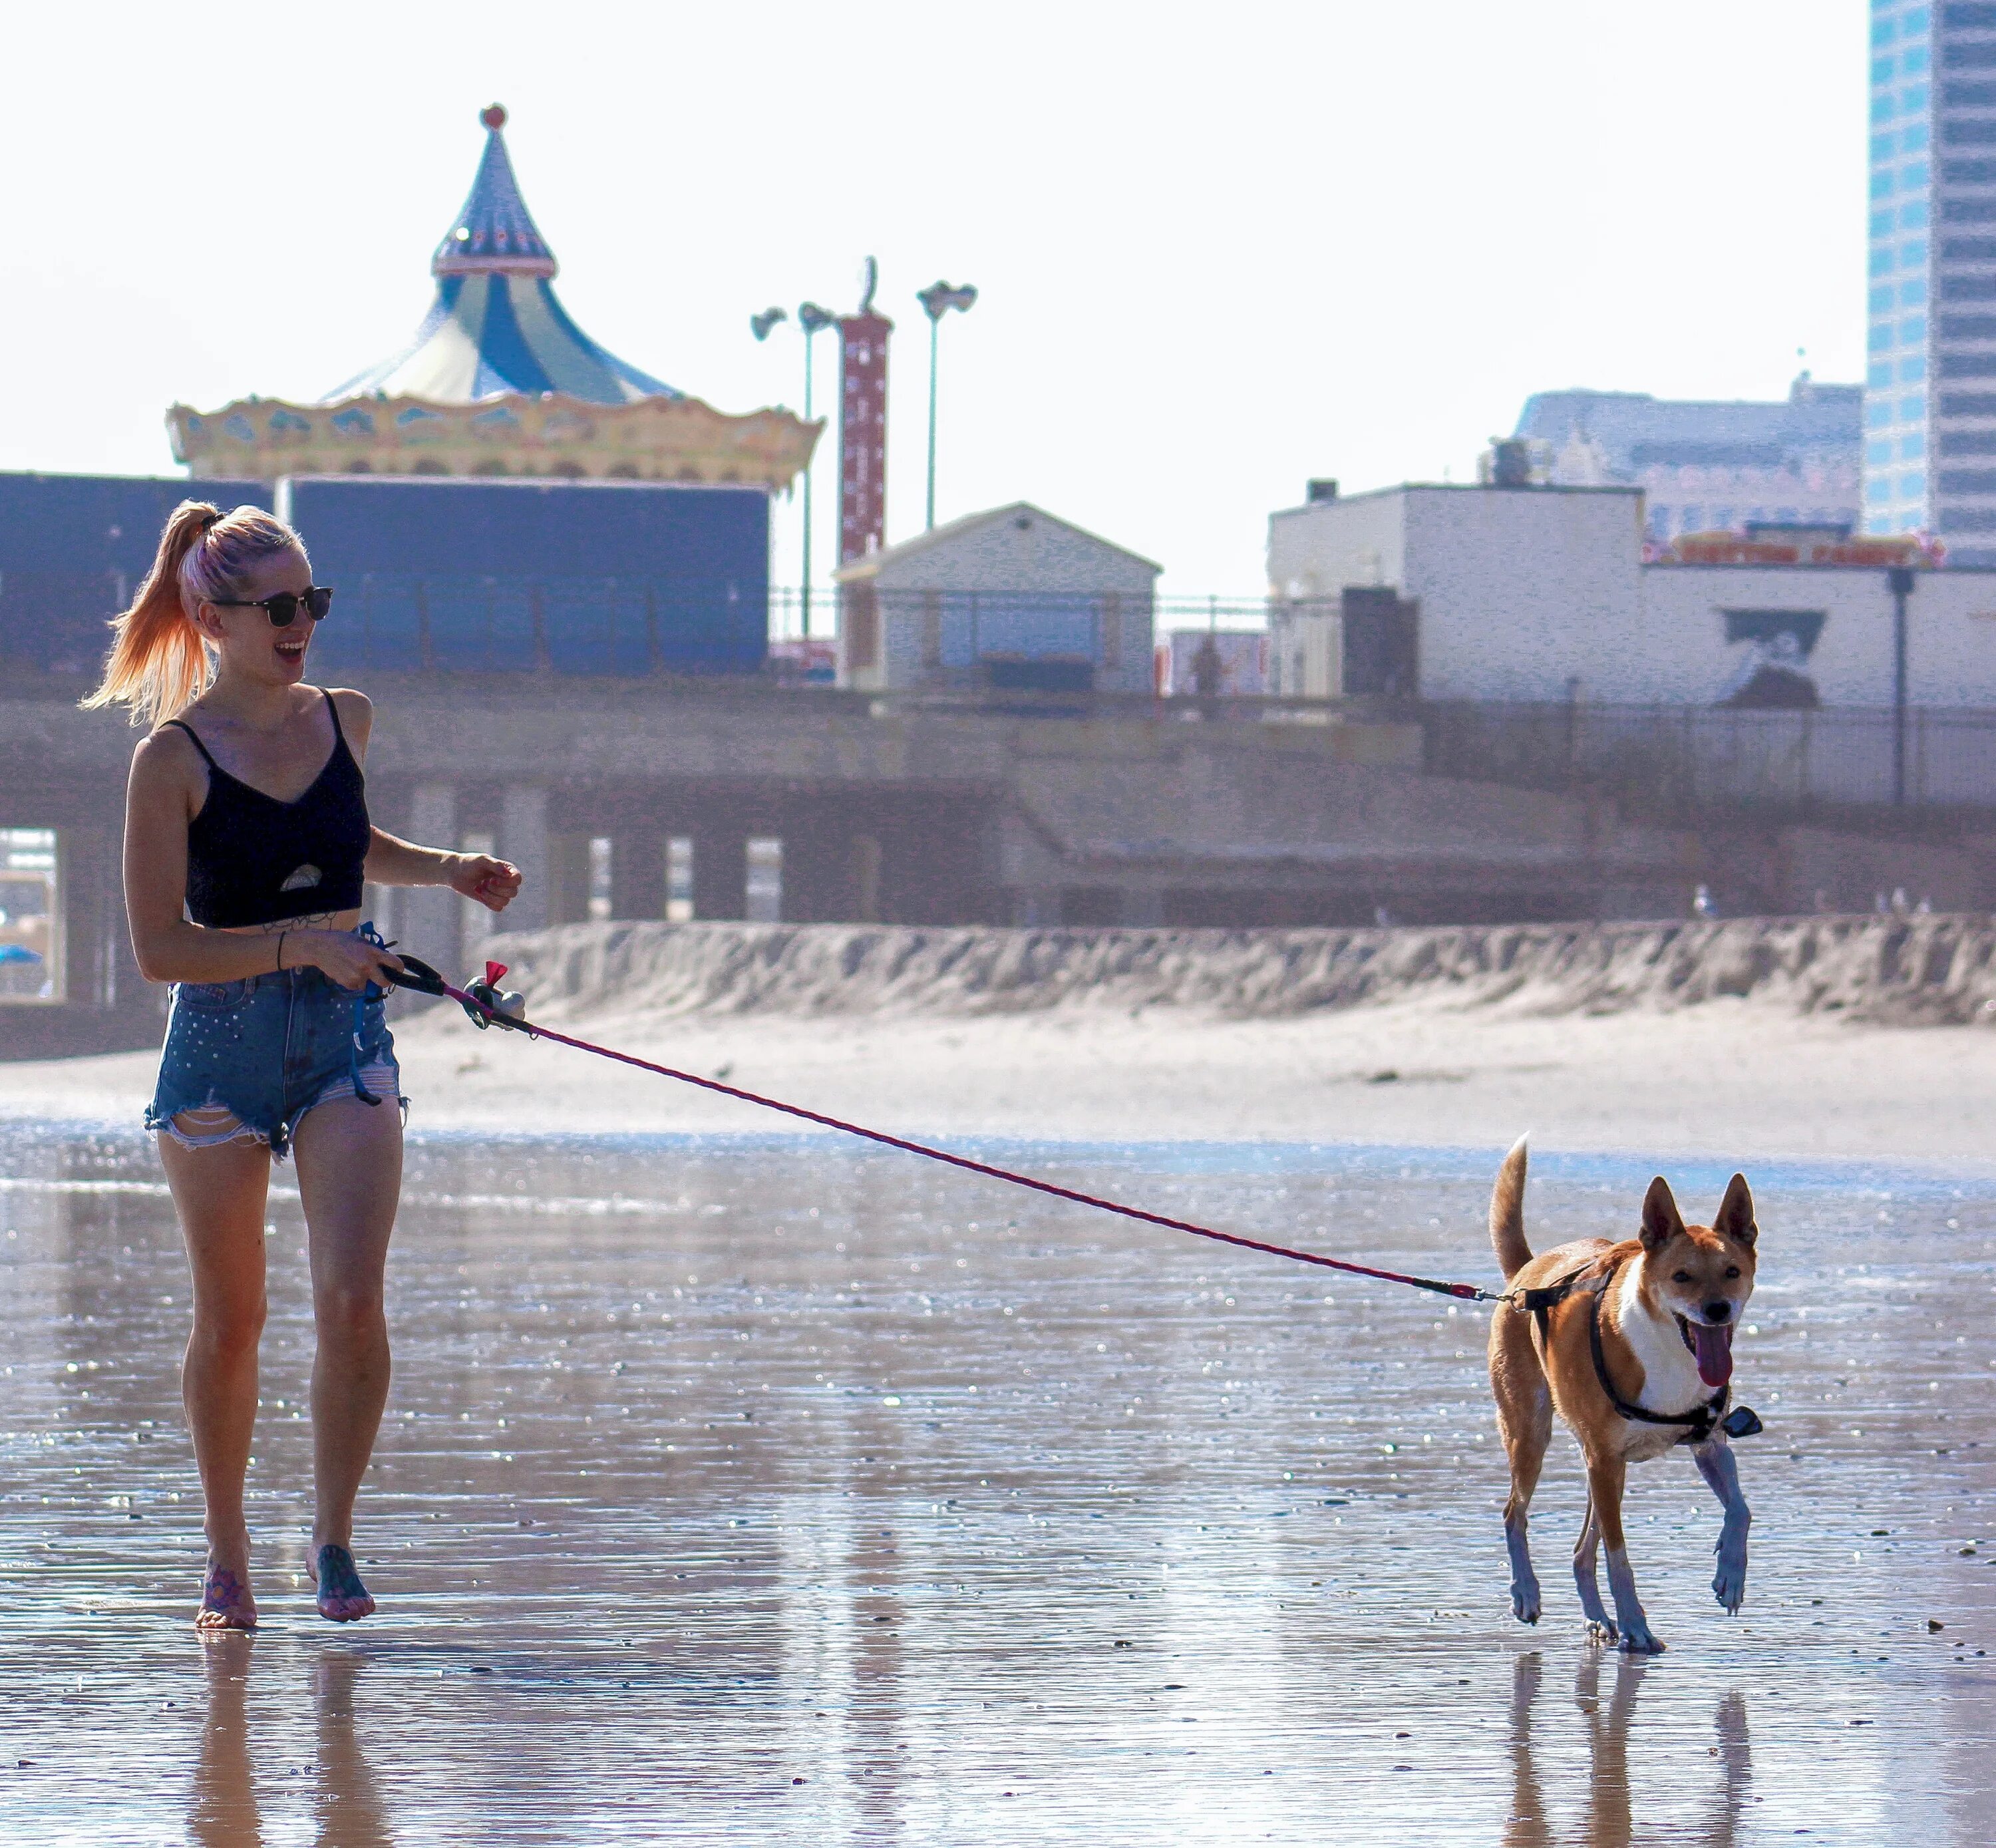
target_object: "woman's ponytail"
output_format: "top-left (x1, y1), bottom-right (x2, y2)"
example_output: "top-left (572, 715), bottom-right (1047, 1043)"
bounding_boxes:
top-left (81, 498), bottom-right (304, 727)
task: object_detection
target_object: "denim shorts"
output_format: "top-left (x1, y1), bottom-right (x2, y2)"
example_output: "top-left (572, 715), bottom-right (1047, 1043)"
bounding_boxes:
top-left (145, 947), bottom-right (405, 1159)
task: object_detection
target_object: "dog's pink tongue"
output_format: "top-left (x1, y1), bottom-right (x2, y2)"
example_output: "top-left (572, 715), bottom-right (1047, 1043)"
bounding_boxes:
top-left (1691, 1321), bottom-right (1735, 1388)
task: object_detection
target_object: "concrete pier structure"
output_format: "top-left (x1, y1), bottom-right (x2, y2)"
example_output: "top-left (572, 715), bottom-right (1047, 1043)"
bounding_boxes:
top-left (9, 671), bottom-right (1984, 1058)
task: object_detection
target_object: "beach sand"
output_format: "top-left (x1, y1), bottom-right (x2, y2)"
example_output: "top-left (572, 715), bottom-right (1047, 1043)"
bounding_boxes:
top-left (7, 990), bottom-right (1992, 1169)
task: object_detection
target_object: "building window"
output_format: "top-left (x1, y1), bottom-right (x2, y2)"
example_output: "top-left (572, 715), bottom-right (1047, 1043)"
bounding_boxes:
top-left (1871, 360), bottom-right (1895, 386)
top-left (0, 828), bottom-right (61, 1004)
top-left (1902, 276), bottom-right (1929, 307)
top-left (1868, 396), bottom-right (1895, 429)
top-left (666, 836), bottom-right (694, 923)
top-left (1868, 437), bottom-right (1895, 465)
top-left (1902, 354), bottom-right (1929, 382)
top-left (1872, 244), bottom-right (1897, 277)
top-left (745, 838), bottom-right (783, 924)
top-left (1873, 168), bottom-right (1898, 202)
top-left (1902, 199), bottom-right (1931, 231)
top-left (1904, 119), bottom-right (1932, 154)
top-left (1871, 321), bottom-right (1895, 353)
top-left (1904, 237), bottom-right (1929, 269)
top-left (1902, 313), bottom-right (1929, 345)
top-left (1868, 479), bottom-right (1893, 506)
top-left (1902, 470), bottom-right (1928, 500)
top-left (1873, 208), bottom-right (1896, 239)
top-left (1902, 390), bottom-right (1928, 420)
top-left (1902, 431), bottom-right (1927, 460)
top-left (1871, 282), bottom-right (1896, 314)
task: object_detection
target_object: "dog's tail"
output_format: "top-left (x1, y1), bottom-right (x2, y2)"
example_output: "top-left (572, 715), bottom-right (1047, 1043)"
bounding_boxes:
top-left (1490, 1134), bottom-right (1532, 1279)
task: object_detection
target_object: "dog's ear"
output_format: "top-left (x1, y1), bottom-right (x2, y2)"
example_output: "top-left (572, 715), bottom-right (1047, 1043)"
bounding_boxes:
top-left (1639, 1176), bottom-right (1684, 1251)
top-left (1713, 1172), bottom-right (1757, 1248)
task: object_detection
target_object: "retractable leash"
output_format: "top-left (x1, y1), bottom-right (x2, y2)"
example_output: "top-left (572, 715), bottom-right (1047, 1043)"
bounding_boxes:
top-left (383, 952), bottom-right (1497, 1306)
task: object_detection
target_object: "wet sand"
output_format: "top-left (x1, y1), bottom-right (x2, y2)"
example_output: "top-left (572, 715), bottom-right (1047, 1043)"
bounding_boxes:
top-left (3, 1127), bottom-right (1995, 1843)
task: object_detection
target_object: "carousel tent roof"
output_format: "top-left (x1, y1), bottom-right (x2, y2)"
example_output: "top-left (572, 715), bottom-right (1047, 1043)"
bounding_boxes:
top-left (326, 105), bottom-right (680, 408)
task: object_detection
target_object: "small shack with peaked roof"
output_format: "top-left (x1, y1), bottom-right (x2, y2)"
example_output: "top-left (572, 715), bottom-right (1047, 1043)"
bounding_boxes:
top-left (170, 106), bottom-right (819, 489)
top-left (832, 502), bottom-right (1159, 694)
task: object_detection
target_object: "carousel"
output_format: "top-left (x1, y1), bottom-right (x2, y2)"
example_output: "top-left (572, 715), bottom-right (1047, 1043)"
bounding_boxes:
top-left (168, 106), bottom-right (819, 489)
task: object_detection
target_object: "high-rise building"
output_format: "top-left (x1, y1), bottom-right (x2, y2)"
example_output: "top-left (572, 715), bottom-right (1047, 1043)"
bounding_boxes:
top-left (1864, 1), bottom-right (1996, 561)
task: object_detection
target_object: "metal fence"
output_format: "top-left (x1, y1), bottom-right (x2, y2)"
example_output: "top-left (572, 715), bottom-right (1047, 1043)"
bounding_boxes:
top-left (1421, 700), bottom-right (1996, 815)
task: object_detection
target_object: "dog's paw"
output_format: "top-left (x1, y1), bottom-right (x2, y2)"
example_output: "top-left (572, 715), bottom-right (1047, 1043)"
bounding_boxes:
top-left (1585, 1618), bottom-right (1619, 1647)
top-left (1510, 1581), bottom-right (1542, 1625)
top-left (1617, 1622), bottom-right (1666, 1656)
top-left (1713, 1564), bottom-right (1747, 1614)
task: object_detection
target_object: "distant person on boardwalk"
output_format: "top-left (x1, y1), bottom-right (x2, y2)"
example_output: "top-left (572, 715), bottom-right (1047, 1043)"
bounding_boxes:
top-left (84, 500), bottom-right (521, 1628)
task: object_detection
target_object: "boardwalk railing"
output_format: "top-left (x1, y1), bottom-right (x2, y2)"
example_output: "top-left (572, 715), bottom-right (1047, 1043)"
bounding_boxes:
top-left (1418, 700), bottom-right (1996, 815)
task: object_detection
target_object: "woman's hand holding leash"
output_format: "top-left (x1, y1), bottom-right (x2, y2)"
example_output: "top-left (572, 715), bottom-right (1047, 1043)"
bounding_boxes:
top-left (295, 930), bottom-right (406, 993)
top-left (448, 854), bottom-right (520, 913)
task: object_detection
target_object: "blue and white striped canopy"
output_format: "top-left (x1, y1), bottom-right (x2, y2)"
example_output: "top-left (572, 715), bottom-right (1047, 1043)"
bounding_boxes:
top-left (327, 106), bottom-right (679, 408)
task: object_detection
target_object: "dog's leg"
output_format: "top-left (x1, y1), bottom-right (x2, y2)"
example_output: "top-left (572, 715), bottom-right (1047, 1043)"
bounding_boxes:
top-left (1499, 1390), bottom-right (1552, 1624)
top-left (1693, 1438), bottom-right (1752, 1614)
top-left (1583, 1448), bottom-right (1664, 1654)
top-left (1493, 1308), bottom-right (1552, 1624)
top-left (1572, 1491), bottom-right (1616, 1642)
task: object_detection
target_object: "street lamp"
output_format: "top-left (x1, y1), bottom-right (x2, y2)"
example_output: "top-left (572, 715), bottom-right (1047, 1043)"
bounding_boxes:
top-left (917, 280), bottom-right (977, 531)
top-left (1889, 562), bottom-right (1917, 806)
top-left (750, 306), bottom-right (787, 343)
top-left (796, 303), bottom-right (835, 640)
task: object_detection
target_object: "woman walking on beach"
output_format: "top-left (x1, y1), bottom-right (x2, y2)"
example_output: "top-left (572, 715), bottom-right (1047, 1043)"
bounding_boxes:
top-left (85, 501), bottom-right (520, 1628)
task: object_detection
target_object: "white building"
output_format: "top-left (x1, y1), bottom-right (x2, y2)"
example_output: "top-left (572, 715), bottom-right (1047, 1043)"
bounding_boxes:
top-left (832, 502), bottom-right (1158, 694)
top-left (1267, 481), bottom-right (1996, 707)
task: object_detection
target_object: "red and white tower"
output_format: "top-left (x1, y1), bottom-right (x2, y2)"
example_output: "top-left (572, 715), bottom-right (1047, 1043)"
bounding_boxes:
top-left (838, 259), bottom-right (892, 562)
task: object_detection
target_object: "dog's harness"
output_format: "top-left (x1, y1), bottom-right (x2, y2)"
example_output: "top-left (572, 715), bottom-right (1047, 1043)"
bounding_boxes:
top-left (1519, 1257), bottom-right (1762, 1445)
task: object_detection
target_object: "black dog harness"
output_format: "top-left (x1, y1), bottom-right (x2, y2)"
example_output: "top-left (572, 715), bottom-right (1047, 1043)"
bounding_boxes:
top-left (1520, 1257), bottom-right (1761, 1446)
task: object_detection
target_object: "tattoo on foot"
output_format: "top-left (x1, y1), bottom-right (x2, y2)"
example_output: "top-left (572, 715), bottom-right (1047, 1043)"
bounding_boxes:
top-left (197, 1562), bottom-right (257, 1630)
top-left (310, 1544), bottom-right (375, 1623)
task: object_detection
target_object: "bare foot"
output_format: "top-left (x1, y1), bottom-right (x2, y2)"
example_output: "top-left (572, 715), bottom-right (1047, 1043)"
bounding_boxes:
top-left (308, 1543), bottom-right (375, 1623)
top-left (196, 1557), bottom-right (258, 1630)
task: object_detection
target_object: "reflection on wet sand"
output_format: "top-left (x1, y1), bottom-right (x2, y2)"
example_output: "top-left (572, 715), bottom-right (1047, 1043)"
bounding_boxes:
top-left (191, 1635), bottom-right (259, 1848)
top-left (4, 1130), bottom-right (1993, 1842)
top-left (190, 1640), bottom-right (392, 1848)
top-left (1504, 1652), bottom-right (1752, 1848)
top-left (311, 1651), bottom-right (393, 1848)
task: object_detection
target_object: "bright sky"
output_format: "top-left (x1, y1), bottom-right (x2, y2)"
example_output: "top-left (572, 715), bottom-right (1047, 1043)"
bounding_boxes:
top-left (5, 1), bottom-right (1866, 606)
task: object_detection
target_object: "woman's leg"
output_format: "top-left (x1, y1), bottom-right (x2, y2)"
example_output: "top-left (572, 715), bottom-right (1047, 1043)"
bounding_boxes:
top-left (291, 1092), bottom-right (402, 1620)
top-left (157, 1133), bottom-right (271, 1628)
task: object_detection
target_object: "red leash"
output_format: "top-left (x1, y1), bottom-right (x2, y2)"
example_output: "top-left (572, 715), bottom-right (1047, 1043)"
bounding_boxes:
top-left (400, 957), bottom-right (1497, 1305)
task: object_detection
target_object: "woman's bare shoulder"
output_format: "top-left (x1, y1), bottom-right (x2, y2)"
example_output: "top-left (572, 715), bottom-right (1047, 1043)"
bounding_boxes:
top-left (325, 687), bottom-right (375, 753)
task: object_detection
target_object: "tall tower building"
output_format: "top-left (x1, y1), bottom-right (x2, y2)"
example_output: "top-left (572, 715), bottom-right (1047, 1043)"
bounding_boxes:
top-left (1868, 1), bottom-right (1996, 560)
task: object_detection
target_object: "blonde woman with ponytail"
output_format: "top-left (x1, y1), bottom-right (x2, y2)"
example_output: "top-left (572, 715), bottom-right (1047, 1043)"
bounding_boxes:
top-left (89, 500), bottom-right (522, 1628)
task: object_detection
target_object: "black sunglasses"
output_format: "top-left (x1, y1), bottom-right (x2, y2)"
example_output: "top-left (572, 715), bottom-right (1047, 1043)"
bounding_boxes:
top-left (210, 586), bottom-right (335, 628)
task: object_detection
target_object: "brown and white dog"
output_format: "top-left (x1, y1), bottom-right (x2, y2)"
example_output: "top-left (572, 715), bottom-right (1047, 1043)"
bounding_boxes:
top-left (1486, 1136), bottom-right (1758, 1654)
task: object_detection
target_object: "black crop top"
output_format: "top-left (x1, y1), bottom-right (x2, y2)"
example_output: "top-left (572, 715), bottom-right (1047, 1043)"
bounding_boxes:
top-left (163, 689), bottom-right (371, 929)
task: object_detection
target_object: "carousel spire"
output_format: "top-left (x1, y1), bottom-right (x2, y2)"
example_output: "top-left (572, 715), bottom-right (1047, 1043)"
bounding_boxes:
top-left (432, 103), bottom-right (558, 279)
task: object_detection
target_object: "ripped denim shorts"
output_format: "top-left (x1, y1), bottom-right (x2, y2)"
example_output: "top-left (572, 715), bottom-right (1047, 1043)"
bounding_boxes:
top-left (145, 941), bottom-right (405, 1159)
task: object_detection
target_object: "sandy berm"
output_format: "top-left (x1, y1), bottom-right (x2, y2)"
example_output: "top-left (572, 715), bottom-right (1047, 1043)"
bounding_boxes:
top-left (5, 916), bottom-right (1995, 1167)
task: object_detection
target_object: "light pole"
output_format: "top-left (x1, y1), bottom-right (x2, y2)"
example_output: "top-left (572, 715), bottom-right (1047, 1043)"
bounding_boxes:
top-left (1889, 562), bottom-right (1917, 806)
top-left (750, 307), bottom-right (790, 636)
top-left (797, 303), bottom-right (835, 639)
top-left (917, 281), bottom-right (977, 530)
